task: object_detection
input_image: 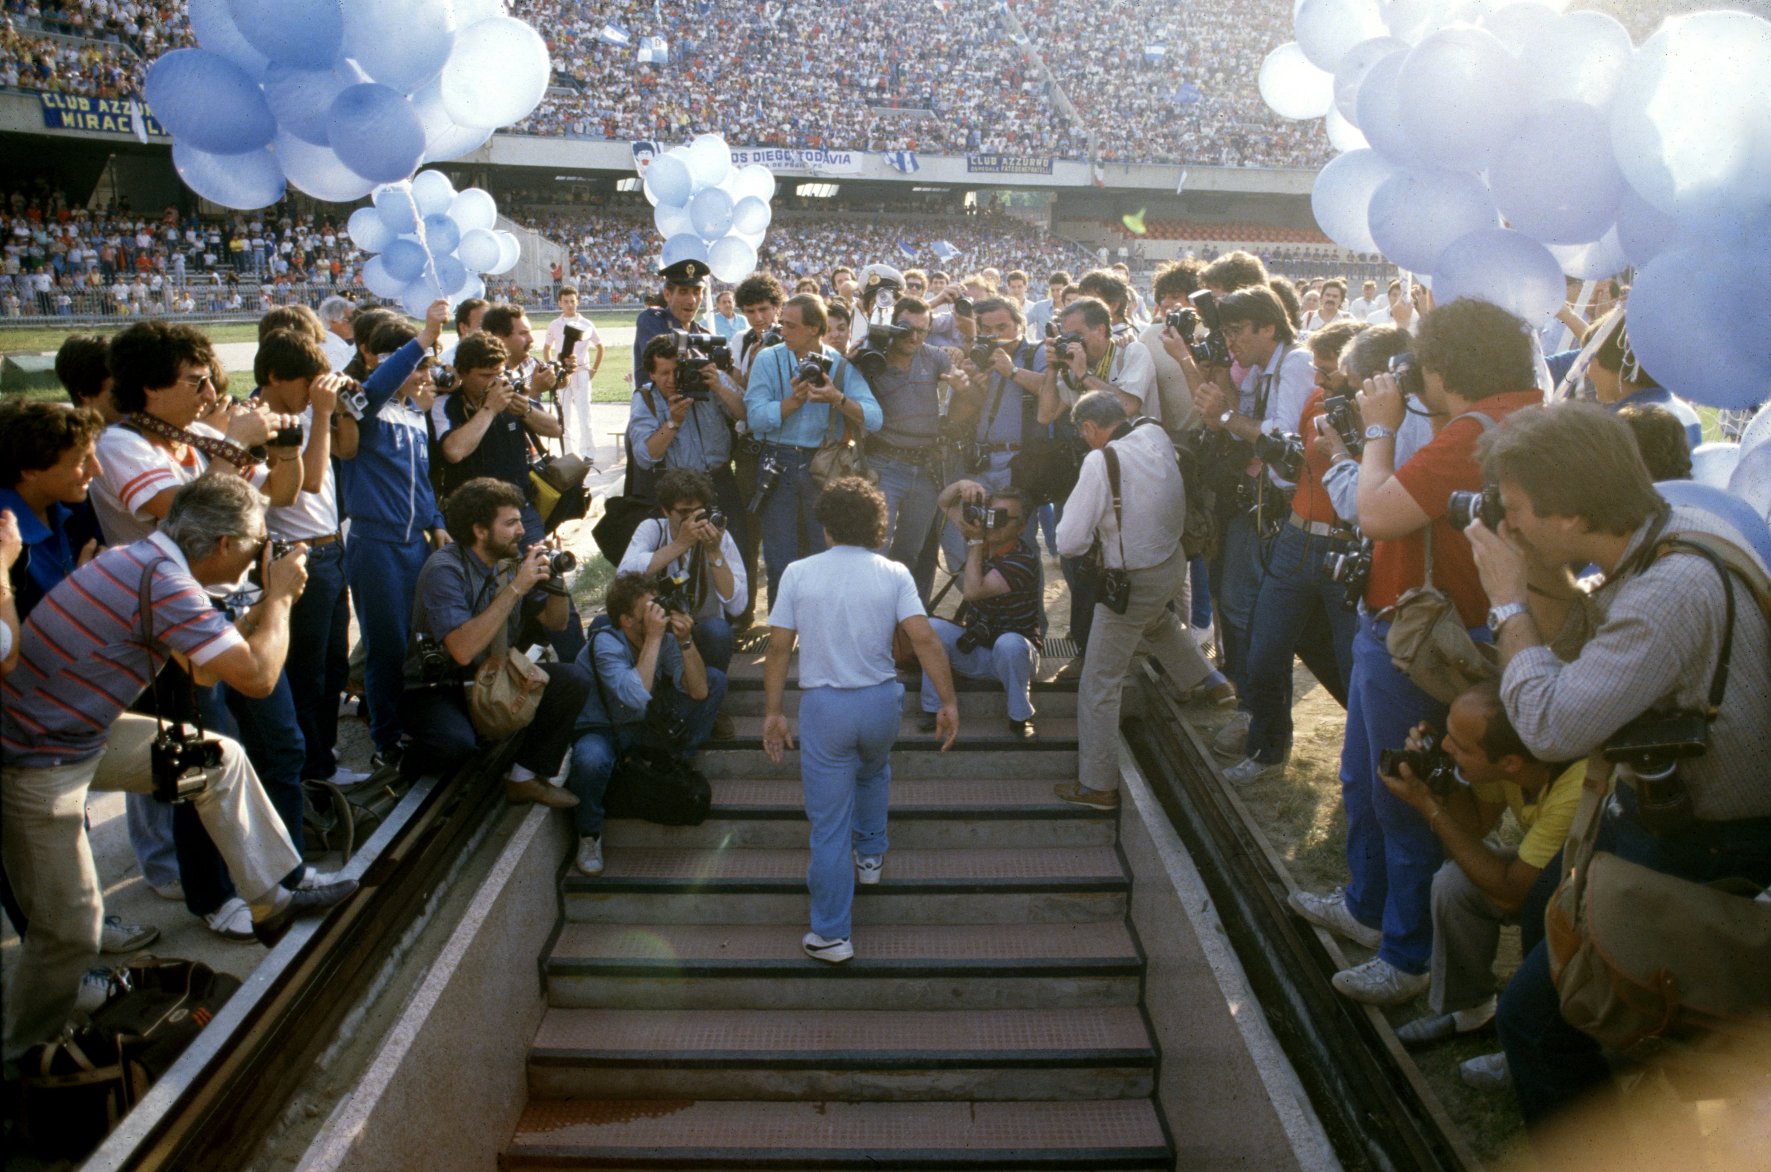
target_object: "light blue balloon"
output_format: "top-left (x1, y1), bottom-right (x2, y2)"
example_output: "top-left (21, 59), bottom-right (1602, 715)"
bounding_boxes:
top-left (689, 187), bottom-right (733, 240)
top-left (343, 0), bottom-right (455, 94)
top-left (1489, 101), bottom-right (1624, 245)
top-left (1548, 228), bottom-right (1628, 281)
top-left (347, 206), bottom-right (393, 253)
top-left (144, 49), bottom-right (276, 155)
top-left (1352, 50), bottom-right (1422, 168)
top-left (1332, 35), bottom-right (1404, 122)
top-left (401, 273), bottom-right (446, 318)
top-left (328, 84), bottom-right (425, 185)
top-left (655, 201), bottom-right (693, 239)
top-left (229, 0), bottom-right (343, 70)
top-left (707, 234), bottom-right (757, 284)
top-left (1396, 27), bottom-right (1527, 172)
top-left (1614, 188), bottom-right (1679, 268)
top-left (449, 187), bottom-right (498, 233)
top-left (1311, 148), bottom-right (1397, 254)
top-left (457, 228), bottom-right (501, 272)
top-left (433, 254), bottom-right (469, 296)
top-left (1295, 0), bottom-right (1388, 73)
top-left (646, 156), bottom-right (694, 209)
top-left (361, 256), bottom-right (404, 299)
top-left (274, 131), bottom-right (374, 202)
top-left (410, 170), bottom-right (456, 217)
top-left (421, 213), bottom-right (461, 256)
top-left (661, 233), bottom-right (708, 267)
top-left (262, 62), bottom-right (357, 147)
top-left (1626, 248), bottom-right (1771, 410)
top-left (172, 141), bottom-right (285, 210)
top-left (731, 196), bottom-right (771, 236)
top-left (1367, 167), bottom-right (1497, 274)
top-left (381, 238), bottom-right (429, 282)
top-left (374, 184), bottom-right (419, 236)
top-left (1690, 443), bottom-right (1741, 490)
top-left (1433, 228), bottom-right (1565, 328)
top-left (1520, 11), bottom-right (1633, 108)
top-left (187, 0), bottom-right (269, 80)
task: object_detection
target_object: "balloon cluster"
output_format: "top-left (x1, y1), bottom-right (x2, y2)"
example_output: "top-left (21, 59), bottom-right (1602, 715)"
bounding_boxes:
top-left (146, 0), bottom-right (549, 211)
top-left (346, 170), bottom-right (517, 316)
top-left (645, 134), bottom-right (776, 284)
top-left (1264, 2), bottom-right (1771, 410)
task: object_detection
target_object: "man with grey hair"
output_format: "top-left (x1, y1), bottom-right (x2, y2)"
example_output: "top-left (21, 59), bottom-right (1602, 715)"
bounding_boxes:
top-left (316, 295), bottom-right (355, 372)
top-left (1, 477), bottom-right (357, 1062)
top-left (1052, 392), bottom-right (1231, 809)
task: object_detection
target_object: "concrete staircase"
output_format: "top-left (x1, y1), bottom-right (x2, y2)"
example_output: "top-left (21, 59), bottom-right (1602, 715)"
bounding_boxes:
top-left (503, 666), bottom-right (1175, 1169)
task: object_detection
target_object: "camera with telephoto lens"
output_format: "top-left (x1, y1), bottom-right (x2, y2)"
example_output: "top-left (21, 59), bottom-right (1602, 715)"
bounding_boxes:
top-left (246, 538), bottom-right (296, 589)
top-left (1446, 484), bottom-right (1506, 531)
top-left (150, 724), bottom-right (223, 803)
top-left (962, 501), bottom-right (1008, 530)
top-left (1380, 731), bottom-right (1460, 798)
top-left (671, 329), bottom-right (731, 400)
top-left (337, 378), bottom-right (370, 420)
top-left (1388, 351), bottom-right (1425, 401)
top-left (537, 547), bottom-right (576, 577)
top-left (796, 354), bottom-right (833, 385)
top-left (853, 322), bottom-right (915, 380)
top-left (431, 364), bottom-right (459, 393)
top-left (654, 573), bottom-right (694, 615)
top-left (1603, 710), bottom-right (1707, 836)
top-left (1186, 289), bottom-right (1232, 368)
top-left (748, 455), bottom-right (782, 513)
top-left (953, 295), bottom-right (974, 318)
top-left (1323, 535), bottom-right (1373, 612)
top-left (558, 323), bottom-right (585, 373)
top-left (1251, 431), bottom-right (1306, 481)
top-left (1322, 394), bottom-right (1362, 456)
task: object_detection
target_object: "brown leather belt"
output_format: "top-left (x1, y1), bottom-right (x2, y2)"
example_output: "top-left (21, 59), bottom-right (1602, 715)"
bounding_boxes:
top-left (284, 531), bottom-right (343, 547)
top-left (866, 437), bottom-right (941, 466)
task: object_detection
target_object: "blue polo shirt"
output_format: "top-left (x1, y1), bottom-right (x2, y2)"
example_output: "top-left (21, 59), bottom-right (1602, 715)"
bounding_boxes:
top-left (0, 487), bottom-right (101, 620)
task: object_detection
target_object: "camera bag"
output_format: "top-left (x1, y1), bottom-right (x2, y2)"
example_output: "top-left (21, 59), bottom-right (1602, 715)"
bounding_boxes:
top-left (591, 417), bottom-right (662, 563)
top-left (803, 353), bottom-right (877, 489)
top-left (530, 452), bottom-right (592, 532)
top-left (584, 622), bottom-right (712, 826)
top-left (464, 548), bottom-right (551, 740)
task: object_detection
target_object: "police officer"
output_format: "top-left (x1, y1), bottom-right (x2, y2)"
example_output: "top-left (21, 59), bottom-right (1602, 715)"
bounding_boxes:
top-left (633, 259), bottom-right (711, 387)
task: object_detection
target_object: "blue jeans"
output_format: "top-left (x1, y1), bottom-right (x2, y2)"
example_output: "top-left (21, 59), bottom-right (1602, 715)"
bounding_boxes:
top-left (224, 674), bottom-right (307, 859)
top-left (1499, 787), bottom-right (1771, 1136)
top-left (692, 613), bottom-right (735, 674)
top-left (757, 444), bottom-right (824, 603)
top-left (921, 618), bottom-right (1037, 721)
top-left (800, 681), bottom-right (901, 940)
top-left (126, 794), bottom-right (180, 889)
top-left (1189, 555), bottom-right (1213, 629)
top-left (345, 534), bottom-right (430, 755)
top-left (873, 453), bottom-right (941, 601)
top-left (284, 540), bottom-right (350, 780)
top-left (1210, 511), bottom-right (1268, 695)
top-left (1338, 613), bottom-right (1446, 975)
top-left (1242, 523), bottom-right (1357, 763)
top-left (521, 502), bottom-right (586, 662)
top-left (567, 669), bottom-right (727, 837)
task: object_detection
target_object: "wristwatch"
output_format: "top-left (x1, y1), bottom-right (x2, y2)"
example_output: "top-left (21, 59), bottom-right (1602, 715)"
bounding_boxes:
top-left (1487, 601), bottom-right (1528, 632)
top-left (1363, 424), bottom-right (1396, 441)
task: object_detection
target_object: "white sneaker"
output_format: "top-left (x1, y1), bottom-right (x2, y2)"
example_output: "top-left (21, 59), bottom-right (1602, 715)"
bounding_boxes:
top-left (296, 866), bottom-right (344, 891)
top-left (1211, 711), bottom-right (1252, 761)
top-left (1460, 1051), bottom-right (1512, 1092)
top-left (1287, 889), bottom-right (1382, 950)
top-left (1332, 956), bottom-right (1431, 1006)
top-left (100, 914), bottom-right (159, 953)
top-left (204, 896), bottom-right (256, 942)
top-left (853, 851), bottom-right (883, 885)
top-left (576, 835), bottom-right (604, 876)
top-left (1222, 755), bottom-right (1286, 785)
top-left (802, 931), bottom-right (853, 964)
top-left (319, 766), bottom-right (372, 786)
top-left (75, 967), bottom-right (115, 1014)
top-left (147, 879), bottom-right (184, 902)
top-left (1191, 623), bottom-right (1215, 650)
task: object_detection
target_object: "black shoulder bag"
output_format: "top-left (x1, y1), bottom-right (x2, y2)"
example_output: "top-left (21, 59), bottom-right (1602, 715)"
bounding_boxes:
top-left (584, 625), bottom-right (711, 826)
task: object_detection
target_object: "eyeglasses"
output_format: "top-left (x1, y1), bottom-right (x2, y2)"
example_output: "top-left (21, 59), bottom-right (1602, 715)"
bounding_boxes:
top-left (176, 373), bottom-right (216, 391)
top-left (904, 327), bottom-right (930, 338)
top-left (236, 530), bottom-right (270, 558)
top-left (906, 283), bottom-right (926, 292)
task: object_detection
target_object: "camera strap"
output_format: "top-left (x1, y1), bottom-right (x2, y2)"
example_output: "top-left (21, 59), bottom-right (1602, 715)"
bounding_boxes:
top-left (1102, 442), bottom-right (1128, 572)
top-left (1644, 533), bottom-right (1750, 719)
top-left (136, 556), bottom-right (204, 743)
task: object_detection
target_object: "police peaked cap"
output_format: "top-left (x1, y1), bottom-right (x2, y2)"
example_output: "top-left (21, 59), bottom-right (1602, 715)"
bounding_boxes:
top-left (659, 259), bottom-right (709, 286)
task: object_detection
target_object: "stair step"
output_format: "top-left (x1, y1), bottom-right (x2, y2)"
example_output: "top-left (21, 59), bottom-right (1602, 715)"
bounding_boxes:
top-left (718, 688), bottom-right (1078, 719)
top-left (564, 846), bottom-right (1128, 925)
top-left (709, 714), bottom-right (1078, 750)
top-left (605, 775), bottom-right (1114, 849)
top-left (545, 921), bottom-right (1142, 1010)
top-left (503, 1098), bottom-right (1170, 1169)
top-left (528, 1007), bottom-right (1156, 1101)
top-left (701, 747), bottom-right (1078, 780)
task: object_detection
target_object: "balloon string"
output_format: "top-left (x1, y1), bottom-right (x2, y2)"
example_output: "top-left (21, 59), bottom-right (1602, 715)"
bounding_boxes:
top-left (402, 180), bottom-right (438, 294)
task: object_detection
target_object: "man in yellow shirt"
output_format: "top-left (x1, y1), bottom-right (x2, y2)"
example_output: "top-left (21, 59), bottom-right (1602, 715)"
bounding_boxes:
top-left (1375, 680), bottom-right (1585, 1076)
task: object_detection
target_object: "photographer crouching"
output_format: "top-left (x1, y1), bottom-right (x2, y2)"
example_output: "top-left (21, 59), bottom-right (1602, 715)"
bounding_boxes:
top-left (565, 572), bottom-right (727, 878)
top-left (397, 478), bottom-right (590, 805)
top-left (2, 477), bottom-right (357, 1063)
top-left (617, 468), bottom-right (744, 681)
top-left (921, 482), bottom-right (1044, 739)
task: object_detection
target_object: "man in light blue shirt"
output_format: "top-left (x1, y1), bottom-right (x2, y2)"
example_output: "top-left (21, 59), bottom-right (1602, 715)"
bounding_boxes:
top-left (742, 293), bottom-right (882, 601)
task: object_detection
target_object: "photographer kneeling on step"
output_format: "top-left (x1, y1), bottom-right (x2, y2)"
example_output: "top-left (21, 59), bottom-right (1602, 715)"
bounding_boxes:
top-left (398, 477), bottom-right (590, 804)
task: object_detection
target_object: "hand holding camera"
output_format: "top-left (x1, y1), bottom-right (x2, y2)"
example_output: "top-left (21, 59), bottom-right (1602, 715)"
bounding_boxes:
top-left (665, 608), bottom-right (695, 644)
top-left (258, 540), bottom-right (309, 602)
top-left (1312, 413), bottom-right (1352, 462)
top-left (308, 371), bottom-right (344, 416)
top-left (691, 506), bottom-right (726, 549)
top-left (641, 598), bottom-right (670, 642)
top-left (1463, 512), bottom-right (1530, 617)
top-left (666, 393), bottom-right (694, 427)
top-left (482, 376), bottom-right (517, 416)
top-left (529, 363), bottom-right (559, 397)
top-left (1378, 722), bottom-right (1460, 801)
top-left (513, 543), bottom-right (554, 595)
top-left (1356, 371), bottom-right (1406, 433)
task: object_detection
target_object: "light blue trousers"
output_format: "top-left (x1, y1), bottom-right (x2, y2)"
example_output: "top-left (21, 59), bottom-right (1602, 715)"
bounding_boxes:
top-left (799, 681), bottom-right (902, 939)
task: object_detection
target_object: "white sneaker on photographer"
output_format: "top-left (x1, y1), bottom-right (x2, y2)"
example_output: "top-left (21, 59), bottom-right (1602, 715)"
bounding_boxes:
top-left (204, 896), bottom-right (255, 942)
top-left (1211, 711), bottom-right (1252, 761)
top-left (576, 835), bottom-right (604, 877)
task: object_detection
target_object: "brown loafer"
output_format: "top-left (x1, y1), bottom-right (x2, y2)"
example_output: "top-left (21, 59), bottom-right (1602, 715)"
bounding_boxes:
top-left (1053, 781), bottom-right (1119, 810)
top-left (505, 777), bottom-right (580, 809)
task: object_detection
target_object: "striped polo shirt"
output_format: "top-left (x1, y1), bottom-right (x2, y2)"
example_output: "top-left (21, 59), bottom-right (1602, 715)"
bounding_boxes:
top-left (1, 532), bottom-right (244, 768)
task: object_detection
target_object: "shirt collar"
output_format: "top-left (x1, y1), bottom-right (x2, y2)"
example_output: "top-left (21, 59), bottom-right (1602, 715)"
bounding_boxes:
top-left (145, 529), bottom-right (194, 574)
top-left (0, 487), bottom-right (53, 546)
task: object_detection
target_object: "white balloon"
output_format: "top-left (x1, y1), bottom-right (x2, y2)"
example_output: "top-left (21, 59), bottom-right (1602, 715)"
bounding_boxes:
top-left (343, 0), bottom-right (455, 94)
top-left (646, 155), bottom-right (693, 207)
top-left (1690, 443), bottom-right (1741, 490)
top-left (1432, 227), bottom-right (1566, 328)
top-left (348, 205), bottom-right (394, 253)
top-left (1325, 106), bottom-right (1369, 152)
top-left (439, 16), bottom-right (549, 130)
top-left (410, 169), bottom-right (457, 217)
top-left (452, 0), bottom-right (506, 27)
top-left (173, 141), bottom-right (285, 210)
top-left (689, 187), bottom-right (734, 240)
top-left (1521, 11), bottom-right (1633, 108)
top-left (661, 233), bottom-right (708, 267)
top-left (1547, 228), bottom-right (1628, 280)
top-left (1480, 2), bottom-right (1560, 56)
top-left (489, 230), bottom-right (520, 275)
top-left (708, 235), bottom-right (757, 284)
top-left (361, 255), bottom-right (404, 298)
top-left (1384, 0), bottom-right (1448, 44)
top-left (731, 196), bottom-right (772, 235)
top-left (1311, 148), bottom-right (1397, 254)
top-left (1259, 42), bottom-right (1335, 121)
top-left (686, 133), bottom-right (733, 190)
top-left (655, 201), bottom-right (694, 239)
top-left (449, 187), bottom-right (499, 233)
top-left (731, 164), bottom-right (776, 204)
top-left (458, 227), bottom-right (501, 272)
top-left (1295, 0), bottom-right (1388, 72)
top-left (1332, 36), bottom-right (1405, 122)
top-left (410, 78), bottom-right (495, 164)
top-left (1395, 26), bottom-right (1528, 172)
top-left (275, 131), bottom-right (376, 203)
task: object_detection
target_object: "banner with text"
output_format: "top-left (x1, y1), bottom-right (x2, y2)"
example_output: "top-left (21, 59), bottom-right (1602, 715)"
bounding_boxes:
top-left (966, 153), bottom-right (1053, 175)
top-left (728, 146), bottom-right (862, 175)
top-left (38, 94), bottom-right (166, 138)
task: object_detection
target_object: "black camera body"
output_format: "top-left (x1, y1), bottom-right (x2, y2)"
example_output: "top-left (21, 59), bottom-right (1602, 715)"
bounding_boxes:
top-left (264, 422), bottom-right (304, 449)
top-left (1323, 535), bottom-right (1373, 612)
top-left (1186, 289), bottom-right (1232, 368)
top-left (759, 326), bottom-right (783, 349)
top-left (1447, 484), bottom-right (1506, 531)
top-left (748, 455), bottom-right (783, 513)
top-left (962, 501), bottom-right (1008, 531)
top-left (247, 538), bottom-right (297, 589)
top-left (969, 336), bottom-right (1006, 371)
top-left (1321, 394), bottom-right (1363, 456)
top-left (1604, 710), bottom-right (1708, 836)
top-left (952, 295), bottom-right (974, 318)
top-left (1053, 330), bottom-right (1086, 365)
top-left (1389, 351), bottom-right (1425, 401)
top-left (1380, 731), bottom-right (1460, 797)
top-left (150, 725), bottom-right (223, 803)
top-left (696, 505), bottom-right (727, 532)
top-left (654, 573), bottom-right (694, 615)
top-left (544, 549), bottom-right (577, 577)
top-left (413, 631), bottom-right (457, 685)
top-left (1252, 431), bottom-right (1306, 482)
top-left (671, 329), bottom-right (731, 400)
top-left (431, 365), bottom-right (459, 393)
top-left (645, 691), bottom-right (688, 743)
top-left (853, 323), bottom-right (914, 380)
top-left (955, 621), bottom-right (995, 655)
top-left (796, 354), bottom-right (833, 385)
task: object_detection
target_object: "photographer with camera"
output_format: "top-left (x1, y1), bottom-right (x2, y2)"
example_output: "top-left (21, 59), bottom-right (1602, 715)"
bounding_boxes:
top-left (1375, 681), bottom-right (1581, 1083)
top-left (398, 477), bottom-right (590, 803)
top-left (628, 332), bottom-right (748, 514)
top-left (1461, 403), bottom-right (1770, 1152)
top-left (1076, 270), bottom-right (1139, 345)
top-left (543, 286), bottom-right (604, 458)
top-left (565, 572), bottom-right (727, 878)
top-left (617, 469), bottom-right (744, 677)
top-left (922, 481), bottom-right (1043, 738)
top-left (742, 293), bottom-right (883, 602)
top-left (1288, 298), bottom-right (1544, 1007)
top-left (1054, 392), bottom-right (1229, 811)
top-left (1023, 270), bottom-right (1071, 344)
top-left (633, 259), bottom-right (712, 386)
top-left (1138, 261), bottom-right (1206, 433)
top-left (2, 476), bottom-right (357, 1062)
top-left (1037, 296), bottom-right (1156, 427)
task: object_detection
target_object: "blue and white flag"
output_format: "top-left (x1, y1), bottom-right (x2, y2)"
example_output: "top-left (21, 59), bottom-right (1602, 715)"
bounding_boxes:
top-left (638, 35), bottom-right (669, 64)
top-left (599, 22), bottom-right (631, 46)
top-left (898, 241), bottom-right (918, 261)
top-left (1144, 44), bottom-right (1168, 60)
top-left (884, 150), bottom-right (919, 174)
top-left (931, 240), bottom-right (961, 262)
